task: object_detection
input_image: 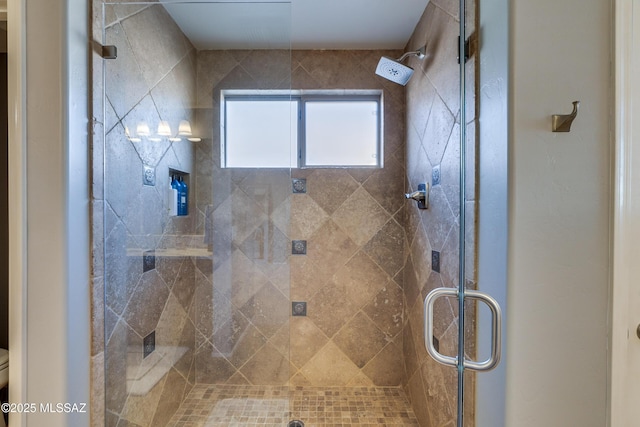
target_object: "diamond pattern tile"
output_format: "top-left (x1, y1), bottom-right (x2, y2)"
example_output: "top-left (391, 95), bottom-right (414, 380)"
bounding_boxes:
top-left (239, 343), bottom-right (289, 385)
top-left (290, 256), bottom-right (331, 301)
top-left (362, 341), bottom-right (404, 386)
top-left (225, 250), bottom-right (270, 309)
top-left (306, 220), bottom-right (358, 271)
top-left (230, 187), bottom-right (268, 247)
top-left (332, 187), bottom-right (390, 246)
top-left (236, 169), bottom-right (291, 215)
top-left (289, 194), bottom-right (329, 239)
top-left (210, 306), bottom-right (250, 352)
top-left (363, 282), bottom-right (404, 339)
top-left (240, 282), bottom-right (289, 339)
top-left (97, 22), bottom-right (484, 427)
top-left (300, 342), bottom-right (361, 386)
top-left (362, 157), bottom-right (406, 216)
top-left (306, 169), bottom-right (359, 215)
top-left (333, 312), bottom-right (387, 368)
top-left (334, 251), bottom-right (390, 310)
top-left (290, 317), bottom-right (329, 369)
top-left (363, 218), bottom-right (405, 277)
top-left (307, 280), bottom-right (358, 338)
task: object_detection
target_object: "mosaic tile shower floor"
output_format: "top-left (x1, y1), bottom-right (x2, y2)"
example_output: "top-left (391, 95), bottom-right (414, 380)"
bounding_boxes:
top-left (168, 384), bottom-right (420, 427)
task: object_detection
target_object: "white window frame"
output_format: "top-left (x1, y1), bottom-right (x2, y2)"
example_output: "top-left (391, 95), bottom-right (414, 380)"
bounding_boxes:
top-left (220, 89), bottom-right (384, 169)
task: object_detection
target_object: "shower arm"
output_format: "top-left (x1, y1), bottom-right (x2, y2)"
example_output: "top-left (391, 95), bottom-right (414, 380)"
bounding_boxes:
top-left (396, 46), bottom-right (426, 63)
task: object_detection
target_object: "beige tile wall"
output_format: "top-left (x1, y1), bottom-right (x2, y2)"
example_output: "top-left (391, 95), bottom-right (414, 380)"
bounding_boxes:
top-left (402, 1), bottom-right (477, 426)
top-left (193, 49), bottom-right (407, 387)
top-left (90, 1), bottom-right (481, 426)
top-left (290, 51), bottom-right (407, 386)
top-left (92, 3), bottom-right (200, 426)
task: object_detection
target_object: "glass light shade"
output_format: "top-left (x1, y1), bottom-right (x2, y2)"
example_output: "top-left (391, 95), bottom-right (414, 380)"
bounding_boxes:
top-left (157, 121), bottom-right (172, 136)
top-left (136, 122), bottom-right (150, 137)
top-left (178, 120), bottom-right (192, 136)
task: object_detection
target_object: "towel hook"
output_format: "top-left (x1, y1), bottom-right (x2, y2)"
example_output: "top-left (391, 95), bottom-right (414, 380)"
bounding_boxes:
top-left (552, 101), bottom-right (579, 132)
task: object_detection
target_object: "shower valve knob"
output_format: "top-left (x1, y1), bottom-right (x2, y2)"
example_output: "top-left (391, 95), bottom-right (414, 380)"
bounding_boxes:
top-left (405, 183), bottom-right (429, 209)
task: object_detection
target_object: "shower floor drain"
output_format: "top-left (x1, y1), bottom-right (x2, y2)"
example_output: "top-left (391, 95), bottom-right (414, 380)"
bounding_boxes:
top-left (288, 421), bottom-right (304, 427)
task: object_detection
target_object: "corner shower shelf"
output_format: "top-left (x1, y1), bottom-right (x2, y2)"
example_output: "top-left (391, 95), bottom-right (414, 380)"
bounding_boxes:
top-left (126, 346), bottom-right (189, 396)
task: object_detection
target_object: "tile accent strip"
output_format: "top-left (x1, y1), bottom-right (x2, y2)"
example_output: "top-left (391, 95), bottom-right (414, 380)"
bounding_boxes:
top-left (431, 250), bottom-right (440, 273)
top-left (292, 178), bottom-right (307, 193)
top-left (292, 240), bottom-right (307, 255)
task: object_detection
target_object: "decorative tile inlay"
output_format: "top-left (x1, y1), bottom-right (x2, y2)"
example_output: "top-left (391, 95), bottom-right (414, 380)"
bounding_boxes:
top-left (142, 164), bottom-right (156, 186)
top-left (292, 178), bottom-right (307, 193)
top-left (292, 240), bottom-right (307, 255)
top-left (432, 250), bottom-right (441, 273)
top-left (432, 164), bottom-right (441, 186)
top-left (292, 301), bottom-right (307, 316)
top-left (142, 250), bottom-right (155, 273)
top-left (143, 331), bottom-right (155, 358)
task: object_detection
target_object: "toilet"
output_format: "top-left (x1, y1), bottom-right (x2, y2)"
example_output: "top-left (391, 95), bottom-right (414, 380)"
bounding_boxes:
top-left (0, 348), bottom-right (6, 388)
top-left (0, 348), bottom-right (7, 427)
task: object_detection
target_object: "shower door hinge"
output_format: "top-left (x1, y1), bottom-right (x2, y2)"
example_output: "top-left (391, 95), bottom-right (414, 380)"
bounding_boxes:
top-left (457, 37), bottom-right (470, 64)
top-left (101, 45), bottom-right (118, 59)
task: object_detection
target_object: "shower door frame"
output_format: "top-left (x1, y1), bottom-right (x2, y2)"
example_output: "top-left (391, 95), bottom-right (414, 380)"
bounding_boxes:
top-left (422, 0), bottom-right (507, 426)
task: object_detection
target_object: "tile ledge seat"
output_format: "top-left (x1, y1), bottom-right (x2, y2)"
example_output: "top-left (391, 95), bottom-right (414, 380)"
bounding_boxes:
top-left (126, 247), bottom-right (212, 257)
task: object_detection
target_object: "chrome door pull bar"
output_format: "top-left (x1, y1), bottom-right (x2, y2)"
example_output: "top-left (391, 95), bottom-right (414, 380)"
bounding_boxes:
top-left (424, 287), bottom-right (502, 372)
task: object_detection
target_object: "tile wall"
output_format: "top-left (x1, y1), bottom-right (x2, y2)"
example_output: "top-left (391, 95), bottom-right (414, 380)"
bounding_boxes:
top-left (401, 1), bottom-right (478, 426)
top-left (90, 1), bottom-right (477, 426)
top-left (92, 16), bottom-right (410, 427)
top-left (289, 51), bottom-right (407, 387)
top-left (193, 49), bottom-right (408, 387)
top-left (92, 3), bottom-right (201, 426)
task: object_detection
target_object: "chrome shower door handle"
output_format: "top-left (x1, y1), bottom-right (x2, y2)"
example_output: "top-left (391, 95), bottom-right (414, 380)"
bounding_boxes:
top-left (463, 289), bottom-right (502, 372)
top-left (424, 288), bottom-right (458, 368)
top-left (424, 287), bottom-right (503, 372)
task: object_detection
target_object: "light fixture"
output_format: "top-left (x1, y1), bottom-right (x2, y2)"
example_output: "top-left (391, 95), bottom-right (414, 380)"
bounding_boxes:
top-left (157, 121), bottom-right (172, 136)
top-left (136, 122), bottom-right (150, 137)
top-left (178, 120), bottom-right (201, 142)
top-left (125, 125), bottom-right (141, 143)
top-left (178, 120), bottom-right (192, 136)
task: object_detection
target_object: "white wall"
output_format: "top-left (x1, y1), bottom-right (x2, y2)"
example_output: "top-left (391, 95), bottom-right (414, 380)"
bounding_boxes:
top-left (506, 0), bottom-right (611, 426)
top-left (8, 0), bottom-right (90, 425)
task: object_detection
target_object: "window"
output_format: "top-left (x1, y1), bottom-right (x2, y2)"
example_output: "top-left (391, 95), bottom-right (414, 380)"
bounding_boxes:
top-left (224, 97), bottom-right (298, 168)
top-left (221, 90), bottom-right (382, 168)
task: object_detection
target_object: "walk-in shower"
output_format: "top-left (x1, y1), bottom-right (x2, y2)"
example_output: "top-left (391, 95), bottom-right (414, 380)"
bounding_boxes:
top-left (93, 1), bottom-right (474, 426)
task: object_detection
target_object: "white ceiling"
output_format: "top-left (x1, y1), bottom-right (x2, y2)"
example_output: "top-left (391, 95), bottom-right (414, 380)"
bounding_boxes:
top-left (164, 0), bottom-right (430, 50)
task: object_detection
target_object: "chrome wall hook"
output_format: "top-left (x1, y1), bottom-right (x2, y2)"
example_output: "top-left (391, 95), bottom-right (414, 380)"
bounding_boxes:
top-left (552, 101), bottom-right (580, 132)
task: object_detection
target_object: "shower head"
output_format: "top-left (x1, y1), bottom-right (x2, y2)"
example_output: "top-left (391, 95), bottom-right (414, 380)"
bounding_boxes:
top-left (375, 46), bottom-right (426, 86)
top-left (375, 57), bottom-right (415, 86)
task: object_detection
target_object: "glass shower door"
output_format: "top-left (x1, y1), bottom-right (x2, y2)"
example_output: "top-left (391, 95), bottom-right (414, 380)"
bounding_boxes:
top-left (100, 2), bottom-right (293, 425)
top-left (420, 0), bottom-right (504, 426)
